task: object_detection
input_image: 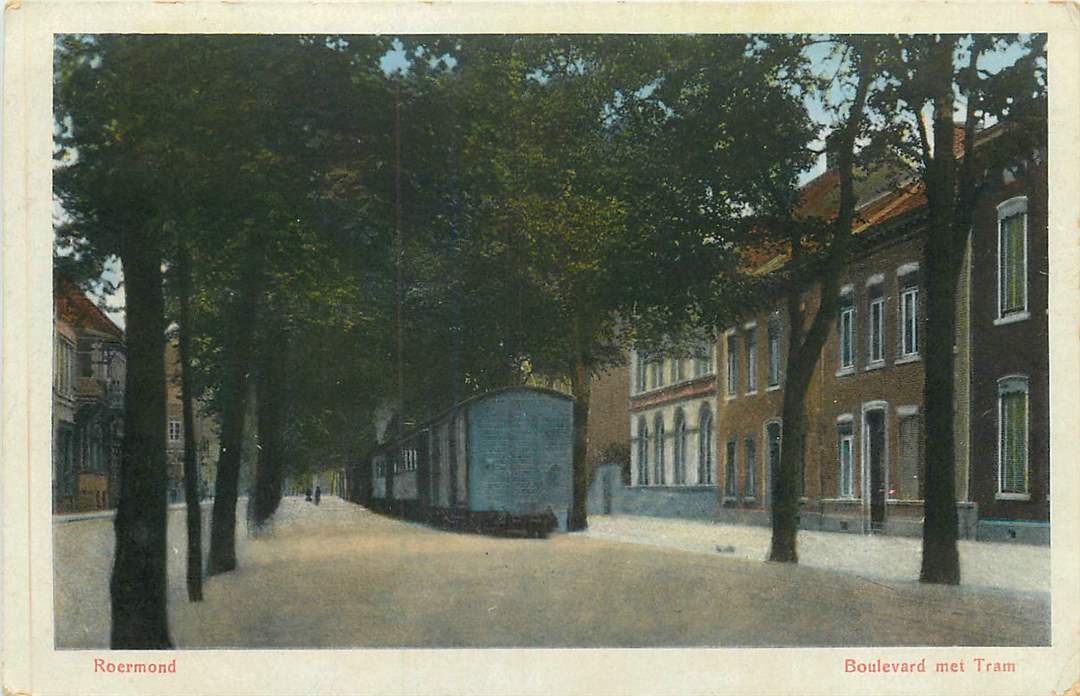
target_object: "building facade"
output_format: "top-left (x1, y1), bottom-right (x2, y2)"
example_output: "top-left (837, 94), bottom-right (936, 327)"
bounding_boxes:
top-left (968, 156), bottom-right (1049, 543)
top-left (164, 338), bottom-right (220, 503)
top-left (621, 339), bottom-right (720, 518)
top-left (606, 132), bottom-right (1049, 543)
top-left (53, 277), bottom-right (125, 513)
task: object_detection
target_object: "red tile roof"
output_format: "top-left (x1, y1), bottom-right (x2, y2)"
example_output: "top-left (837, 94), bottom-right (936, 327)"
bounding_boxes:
top-left (55, 276), bottom-right (124, 339)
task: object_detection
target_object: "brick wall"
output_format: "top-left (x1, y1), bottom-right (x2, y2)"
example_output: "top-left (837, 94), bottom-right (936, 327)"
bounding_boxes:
top-left (969, 159), bottom-right (1049, 524)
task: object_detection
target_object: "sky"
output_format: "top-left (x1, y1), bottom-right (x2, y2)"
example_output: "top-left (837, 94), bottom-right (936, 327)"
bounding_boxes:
top-left (67, 34), bottom-right (1037, 329)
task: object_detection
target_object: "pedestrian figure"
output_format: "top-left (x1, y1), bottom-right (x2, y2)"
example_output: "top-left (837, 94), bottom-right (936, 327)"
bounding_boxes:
top-left (314, 486), bottom-right (321, 506)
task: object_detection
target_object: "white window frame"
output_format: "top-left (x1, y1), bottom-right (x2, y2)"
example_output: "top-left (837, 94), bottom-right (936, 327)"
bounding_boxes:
top-left (654, 414), bottom-right (666, 485)
top-left (995, 196), bottom-right (1030, 325)
top-left (838, 303), bottom-right (855, 375)
top-left (837, 415), bottom-right (856, 499)
top-left (899, 286), bottom-right (919, 360)
top-left (896, 263), bottom-right (920, 363)
top-left (996, 375), bottom-right (1030, 500)
top-left (698, 405), bottom-right (714, 486)
top-left (744, 322), bottom-right (758, 395)
top-left (168, 418), bottom-right (182, 443)
top-left (673, 409), bottom-right (687, 485)
top-left (867, 295), bottom-right (885, 367)
top-left (636, 416), bottom-right (650, 486)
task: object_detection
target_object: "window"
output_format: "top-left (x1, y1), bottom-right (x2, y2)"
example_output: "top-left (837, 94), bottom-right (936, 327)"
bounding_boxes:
top-left (767, 315), bottom-right (781, 388)
top-left (698, 406), bottom-right (714, 485)
top-left (725, 438), bottom-right (737, 497)
top-left (650, 359), bottom-right (665, 390)
top-left (899, 266), bottom-right (919, 358)
top-left (695, 337), bottom-right (712, 376)
top-left (79, 347), bottom-right (93, 378)
top-left (635, 353), bottom-right (647, 394)
top-left (998, 376), bottom-right (1029, 497)
top-left (673, 410), bottom-right (687, 485)
top-left (838, 419), bottom-right (855, 498)
top-left (897, 410), bottom-right (921, 500)
top-left (745, 326), bottom-right (757, 394)
top-left (636, 417), bottom-right (649, 485)
top-left (653, 415), bottom-right (666, 485)
top-left (725, 332), bottom-right (738, 397)
top-left (997, 197), bottom-right (1028, 320)
top-left (838, 289), bottom-right (855, 371)
top-left (694, 338), bottom-right (714, 377)
top-left (168, 419), bottom-right (182, 443)
top-left (673, 357), bottom-right (684, 383)
top-left (867, 282), bottom-right (884, 365)
top-left (743, 437), bottom-right (756, 498)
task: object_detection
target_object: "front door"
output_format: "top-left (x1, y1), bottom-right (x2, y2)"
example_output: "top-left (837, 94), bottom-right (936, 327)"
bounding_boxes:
top-left (602, 471), bottom-right (613, 514)
top-left (865, 409), bottom-right (886, 532)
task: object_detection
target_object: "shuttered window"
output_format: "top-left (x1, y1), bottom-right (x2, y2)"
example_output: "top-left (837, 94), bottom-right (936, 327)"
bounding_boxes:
top-left (998, 377), bottom-right (1029, 496)
top-left (743, 437), bottom-right (756, 498)
top-left (998, 198), bottom-right (1028, 318)
top-left (725, 438), bottom-right (737, 497)
top-left (898, 413), bottom-right (921, 500)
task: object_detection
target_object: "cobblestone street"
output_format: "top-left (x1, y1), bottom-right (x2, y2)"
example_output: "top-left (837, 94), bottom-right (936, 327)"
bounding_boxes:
top-left (54, 497), bottom-right (1050, 649)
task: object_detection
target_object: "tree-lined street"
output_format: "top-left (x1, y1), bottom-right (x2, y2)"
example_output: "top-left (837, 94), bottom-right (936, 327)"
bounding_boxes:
top-left (51, 33), bottom-right (1047, 648)
top-left (54, 498), bottom-right (1048, 649)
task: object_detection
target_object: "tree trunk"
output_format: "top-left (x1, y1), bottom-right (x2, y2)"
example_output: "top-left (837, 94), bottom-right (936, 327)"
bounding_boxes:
top-left (768, 45), bottom-right (874, 563)
top-left (768, 290), bottom-right (819, 563)
top-left (110, 233), bottom-right (172, 648)
top-left (208, 245), bottom-right (262, 576)
top-left (566, 325), bottom-right (591, 532)
top-left (919, 34), bottom-right (962, 585)
top-left (252, 328), bottom-right (288, 527)
top-left (176, 243), bottom-right (203, 602)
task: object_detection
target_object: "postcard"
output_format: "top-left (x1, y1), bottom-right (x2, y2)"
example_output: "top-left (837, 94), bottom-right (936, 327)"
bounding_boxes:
top-left (3, 2), bottom-right (1079, 695)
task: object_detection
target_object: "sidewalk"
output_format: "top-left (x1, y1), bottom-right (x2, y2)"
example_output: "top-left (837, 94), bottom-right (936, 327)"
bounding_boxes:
top-left (584, 514), bottom-right (1050, 597)
top-left (53, 499), bottom-right (215, 524)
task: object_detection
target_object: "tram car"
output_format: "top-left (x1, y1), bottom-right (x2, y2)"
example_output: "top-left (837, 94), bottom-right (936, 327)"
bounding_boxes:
top-left (344, 386), bottom-right (574, 537)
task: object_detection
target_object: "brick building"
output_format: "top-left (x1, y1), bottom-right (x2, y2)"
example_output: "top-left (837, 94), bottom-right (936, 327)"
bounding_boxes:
top-left (164, 337), bottom-right (220, 503)
top-left (967, 152), bottom-right (1049, 543)
top-left (53, 277), bottom-right (125, 513)
top-left (607, 127), bottom-right (1049, 544)
top-left (712, 183), bottom-right (977, 537)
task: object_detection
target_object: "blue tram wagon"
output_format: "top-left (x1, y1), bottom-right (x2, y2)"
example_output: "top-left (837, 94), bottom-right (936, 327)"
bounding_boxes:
top-left (344, 386), bottom-right (574, 537)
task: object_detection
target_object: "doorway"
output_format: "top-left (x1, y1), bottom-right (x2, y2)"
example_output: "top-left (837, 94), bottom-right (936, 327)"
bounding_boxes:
top-left (863, 406), bottom-right (887, 533)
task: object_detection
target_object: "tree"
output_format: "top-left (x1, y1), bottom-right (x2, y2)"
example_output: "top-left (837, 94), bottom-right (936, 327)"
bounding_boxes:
top-left (427, 36), bottom-right (807, 530)
top-left (764, 39), bottom-right (881, 563)
top-left (54, 35), bottom-right (178, 648)
top-left (872, 33), bottom-right (1046, 583)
